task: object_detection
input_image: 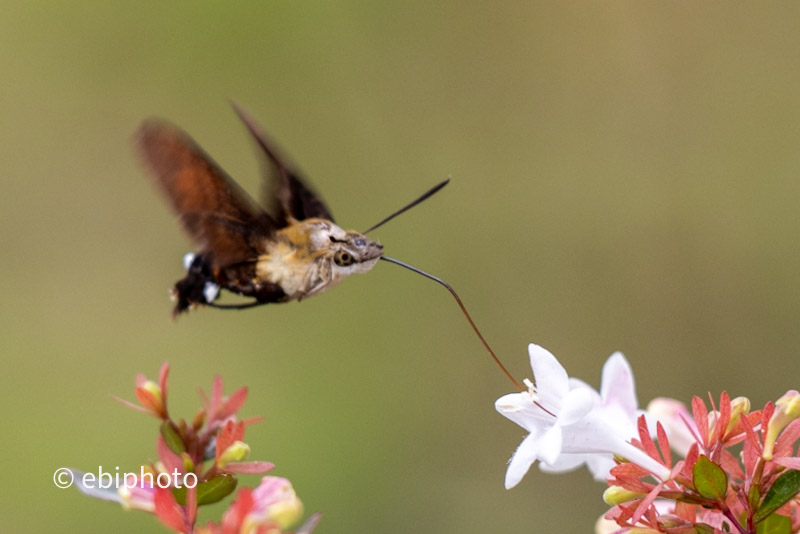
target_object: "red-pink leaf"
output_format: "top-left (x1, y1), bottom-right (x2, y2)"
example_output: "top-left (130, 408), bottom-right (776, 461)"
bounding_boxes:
top-left (135, 373), bottom-right (148, 388)
top-left (242, 416), bottom-right (264, 426)
top-left (677, 410), bottom-right (703, 445)
top-left (219, 387), bottom-right (248, 419)
top-left (185, 484), bottom-right (197, 527)
top-left (158, 362), bottom-right (170, 413)
top-left (612, 502), bottom-right (635, 524)
top-left (154, 487), bottom-right (186, 533)
top-left (135, 388), bottom-right (165, 418)
top-left (232, 421), bottom-right (245, 441)
top-left (630, 481), bottom-right (664, 525)
top-left (656, 422), bottom-right (671, 468)
top-left (692, 396), bottom-right (709, 448)
top-left (221, 488), bottom-right (254, 533)
top-left (215, 421), bottom-right (245, 464)
top-left (215, 421), bottom-right (235, 463)
top-left (637, 416), bottom-right (660, 461)
top-left (673, 500), bottom-right (695, 521)
top-left (775, 419), bottom-right (800, 456)
top-left (719, 448), bottom-right (744, 480)
top-left (111, 395), bottom-right (153, 415)
top-left (715, 391), bottom-right (731, 443)
top-left (740, 412), bottom-right (762, 475)
top-left (224, 461), bottom-right (275, 474)
top-left (210, 375), bottom-right (223, 420)
top-left (297, 513), bottom-right (322, 534)
top-left (157, 436), bottom-right (185, 475)
top-left (773, 457), bottom-right (800, 469)
top-left (197, 386), bottom-right (210, 413)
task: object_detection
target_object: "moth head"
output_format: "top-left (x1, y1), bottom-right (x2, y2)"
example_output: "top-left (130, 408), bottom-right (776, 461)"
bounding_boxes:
top-left (306, 220), bottom-right (384, 275)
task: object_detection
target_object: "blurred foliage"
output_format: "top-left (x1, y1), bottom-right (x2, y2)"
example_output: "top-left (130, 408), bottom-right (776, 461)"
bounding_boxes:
top-left (2, 2), bottom-right (800, 533)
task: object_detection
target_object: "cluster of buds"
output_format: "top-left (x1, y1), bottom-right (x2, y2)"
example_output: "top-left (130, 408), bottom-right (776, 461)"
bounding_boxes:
top-left (495, 345), bottom-right (800, 534)
top-left (69, 363), bottom-right (319, 534)
top-left (602, 391), bottom-right (800, 534)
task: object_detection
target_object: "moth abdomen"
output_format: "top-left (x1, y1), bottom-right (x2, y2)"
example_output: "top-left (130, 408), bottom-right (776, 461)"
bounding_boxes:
top-left (171, 253), bottom-right (219, 317)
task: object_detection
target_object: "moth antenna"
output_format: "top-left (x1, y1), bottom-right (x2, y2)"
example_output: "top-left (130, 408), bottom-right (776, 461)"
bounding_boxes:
top-left (363, 179), bottom-right (450, 234)
top-left (381, 256), bottom-right (524, 392)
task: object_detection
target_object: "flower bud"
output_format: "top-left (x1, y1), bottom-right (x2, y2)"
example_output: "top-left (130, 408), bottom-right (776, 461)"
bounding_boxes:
top-left (726, 396), bottom-right (750, 435)
top-left (135, 379), bottom-right (166, 418)
top-left (602, 485), bottom-right (643, 505)
top-left (763, 390), bottom-right (800, 460)
top-left (180, 452), bottom-right (195, 473)
top-left (776, 390), bottom-right (800, 419)
top-left (247, 476), bottom-right (304, 530)
top-left (192, 409), bottom-right (206, 431)
top-left (218, 440), bottom-right (250, 467)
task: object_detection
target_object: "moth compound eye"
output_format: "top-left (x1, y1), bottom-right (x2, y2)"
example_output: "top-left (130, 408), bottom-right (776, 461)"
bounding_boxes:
top-left (334, 250), bottom-right (354, 267)
top-left (355, 238), bottom-right (366, 247)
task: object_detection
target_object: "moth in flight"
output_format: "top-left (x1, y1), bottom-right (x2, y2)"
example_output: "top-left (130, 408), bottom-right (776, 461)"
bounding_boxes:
top-left (136, 105), bottom-right (446, 317)
top-left (137, 105), bottom-right (522, 390)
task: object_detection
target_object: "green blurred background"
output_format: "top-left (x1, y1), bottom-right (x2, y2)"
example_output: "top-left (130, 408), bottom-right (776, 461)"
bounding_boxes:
top-left (2, 2), bottom-right (800, 532)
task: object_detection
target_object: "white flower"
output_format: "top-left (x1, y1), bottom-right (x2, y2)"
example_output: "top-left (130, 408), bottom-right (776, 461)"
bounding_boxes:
top-left (495, 344), bottom-right (670, 488)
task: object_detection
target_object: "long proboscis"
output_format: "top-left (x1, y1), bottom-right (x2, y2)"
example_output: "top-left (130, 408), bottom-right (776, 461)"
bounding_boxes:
top-left (362, 179), bottom-right (450, 235)
top-left (381, 256), bottom-right (524, 392)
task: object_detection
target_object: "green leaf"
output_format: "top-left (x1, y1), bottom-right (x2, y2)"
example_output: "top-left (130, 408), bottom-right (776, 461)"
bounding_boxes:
top-left (756, 511), bottom-right (792, 534)
top-left (693, 524), bottom-right (716, 534)
top-left (173, 474), bottom-right (238, 506)
top-left (160, 421), bottom-right (185, 454)
top-left (754, 469), bottom-right (800, 523)
top-left (693, 455), bottom-right (728, 501)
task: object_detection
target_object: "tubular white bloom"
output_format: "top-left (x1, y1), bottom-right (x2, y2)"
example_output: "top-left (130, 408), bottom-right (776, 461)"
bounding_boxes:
top-left (495, 344), bottom-right (670, 489)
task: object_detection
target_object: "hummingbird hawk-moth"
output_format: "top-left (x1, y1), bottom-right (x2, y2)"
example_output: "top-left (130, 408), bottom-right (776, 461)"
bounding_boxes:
top-left (136, 105), bottom-right (447, 317)
top-left (136, 104), bottom-right (523, 390)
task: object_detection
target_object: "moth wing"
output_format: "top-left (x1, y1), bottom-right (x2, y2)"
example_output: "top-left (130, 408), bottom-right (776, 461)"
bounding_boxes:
top-left (231, 103), bottom-right (336, 225)
top-left (136, 119), bottom-right (277, 268)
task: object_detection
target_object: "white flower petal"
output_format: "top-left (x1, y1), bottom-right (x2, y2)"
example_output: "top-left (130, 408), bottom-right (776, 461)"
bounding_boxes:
top-left (539, 453), bottom-right (586, 473)
top-left (70, 469), bottom-right (124, 504)
top-left (559, 388), bottom-right (596, 426)
top-left (495, 392), bottom-right (530, 415)
top-left (528, 344), bottom-right (570, 403)
top-left (568, 377), bottom-right (602, 404)
top-left (496, 392), bottom-right (545, 431)
top-left (538, 424), bottom-right (564, 465)
top-left (599, 352), bottom-right (637, 415)
top-left (584, 453), bottom-right (616, 481)
top-left (505, 432), bottom-right (540, 489)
